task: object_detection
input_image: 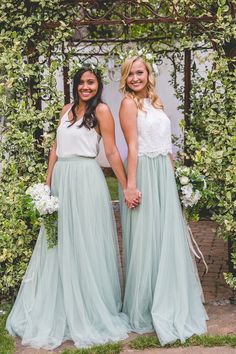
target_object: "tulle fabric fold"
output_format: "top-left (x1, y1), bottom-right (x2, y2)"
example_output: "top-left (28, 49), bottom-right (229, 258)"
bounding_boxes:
top-left (6, 156), bottom-right (129, 349)
top-left (120, 154), bottom-right (208, 346)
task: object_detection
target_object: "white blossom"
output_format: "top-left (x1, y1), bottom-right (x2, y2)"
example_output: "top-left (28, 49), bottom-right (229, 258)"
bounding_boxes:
top-left (26, 183), bottom-right (50, 200)
top-left (146, 53), bottom-right (153, 60)
top-left (192, 190), bottom-right (201, 204)
top-left (27, 183), bottom-right (59, 215)
top-left (179, 176), bottom-right (190, 185)
top-left (181, 183), bottom-right (193, 199)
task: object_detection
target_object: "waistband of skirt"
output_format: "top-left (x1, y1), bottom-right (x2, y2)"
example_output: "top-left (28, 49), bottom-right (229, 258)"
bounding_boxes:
top-left (57, 155), bottom-right (96, 162)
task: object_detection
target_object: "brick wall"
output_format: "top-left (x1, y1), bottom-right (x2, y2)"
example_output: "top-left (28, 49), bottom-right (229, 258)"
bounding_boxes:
top-left (112, 202), bottom-right (232, 302)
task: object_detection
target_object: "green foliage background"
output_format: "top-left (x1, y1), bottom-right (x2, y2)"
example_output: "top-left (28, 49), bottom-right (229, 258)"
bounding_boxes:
top-left (0, 0), bottom-right (235, 298)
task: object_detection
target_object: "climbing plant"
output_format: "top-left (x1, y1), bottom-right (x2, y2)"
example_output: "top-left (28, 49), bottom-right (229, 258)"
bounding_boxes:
top-left (0, 0), bottom-right (76, 297)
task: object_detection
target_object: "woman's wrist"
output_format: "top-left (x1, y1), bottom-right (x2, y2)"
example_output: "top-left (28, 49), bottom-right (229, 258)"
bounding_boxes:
top-left (45, 177), bottom-right (51, 187)
top-left (127, 184), bottom-right (137, 190)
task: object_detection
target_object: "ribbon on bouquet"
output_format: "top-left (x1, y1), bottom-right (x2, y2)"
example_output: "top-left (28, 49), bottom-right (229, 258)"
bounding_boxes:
top-left (187, 225), bottom-right (208, 274)
top-left (182, 212), bottom-right (208, 274)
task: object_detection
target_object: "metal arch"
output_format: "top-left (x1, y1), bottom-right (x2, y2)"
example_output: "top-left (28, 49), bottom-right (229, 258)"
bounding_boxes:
top-left (42, 0), bottom-right (221, 121)
top-left (44, 0), bottom-right (216, 29)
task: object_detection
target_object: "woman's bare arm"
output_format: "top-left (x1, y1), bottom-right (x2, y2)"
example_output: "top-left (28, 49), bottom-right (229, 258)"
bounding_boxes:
top-left (45, 104), bottom-right (71, 188)
top-left (96, 103), bottom-right (127, 190)
top-left (119, 98), bottom-right (141, 207)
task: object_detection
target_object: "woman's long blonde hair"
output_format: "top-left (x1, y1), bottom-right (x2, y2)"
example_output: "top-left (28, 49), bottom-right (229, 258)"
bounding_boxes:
top-left (119, 56), bottom-right (163, 111)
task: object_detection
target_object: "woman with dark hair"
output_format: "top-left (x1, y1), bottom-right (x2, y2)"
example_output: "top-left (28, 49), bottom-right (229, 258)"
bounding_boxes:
top-left (6, 66), bottom-right (135, 349)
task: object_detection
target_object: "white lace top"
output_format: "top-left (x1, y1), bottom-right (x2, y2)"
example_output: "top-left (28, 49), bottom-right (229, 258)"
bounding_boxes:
top-left (137, 98), bottom-right (172, 157)
top-left (56, 106), bottom-right (101, 158)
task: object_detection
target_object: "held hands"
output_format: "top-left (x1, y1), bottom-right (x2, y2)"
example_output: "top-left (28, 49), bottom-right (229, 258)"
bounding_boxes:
top-left (123, 187), bottom-right (142, 209)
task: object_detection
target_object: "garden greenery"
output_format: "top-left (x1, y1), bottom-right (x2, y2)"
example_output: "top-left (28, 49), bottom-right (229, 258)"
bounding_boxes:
top-left (0, 0), bottom-right (235, 299)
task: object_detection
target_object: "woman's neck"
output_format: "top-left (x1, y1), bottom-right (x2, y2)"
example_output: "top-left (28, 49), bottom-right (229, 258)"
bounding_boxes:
top-left (76, 102), bottom-right (86, 119)
top-left (77, 101), bottom-right (86, 109)
top-left (135, 89), bottom-right (148, 99)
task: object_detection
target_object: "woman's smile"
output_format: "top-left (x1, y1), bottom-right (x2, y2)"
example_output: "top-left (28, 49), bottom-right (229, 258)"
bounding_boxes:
top-left (77, 71), bottom-right (99, 101)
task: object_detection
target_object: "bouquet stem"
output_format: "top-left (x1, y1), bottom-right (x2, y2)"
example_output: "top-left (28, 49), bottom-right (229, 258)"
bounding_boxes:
top-left (42, 214), bottom-right (58, 249)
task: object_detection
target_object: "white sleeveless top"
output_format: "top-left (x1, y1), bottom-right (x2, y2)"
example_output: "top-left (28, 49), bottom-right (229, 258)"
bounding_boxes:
top-left (56, 106), bottom-right (101, 158)
top-left (137, 98), bottom-right (172, 157)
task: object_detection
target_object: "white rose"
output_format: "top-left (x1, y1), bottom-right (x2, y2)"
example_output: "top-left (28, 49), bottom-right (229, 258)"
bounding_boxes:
top-left (146, 53), bottom-right (152, 60)
top-left (181, 184), bottom-right (193, 199)
top-left (181, 196), bottom-right (192, 208)
top-left (179, 176), bottom-right (190, 185)
top-left (192, 190), bottom-right (201, 205)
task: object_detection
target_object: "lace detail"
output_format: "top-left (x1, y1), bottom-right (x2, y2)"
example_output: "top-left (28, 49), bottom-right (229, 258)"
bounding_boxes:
top-left (137, 99), bottom-right (172, 156)
top-left (138, 148), bottom-right (172, 158)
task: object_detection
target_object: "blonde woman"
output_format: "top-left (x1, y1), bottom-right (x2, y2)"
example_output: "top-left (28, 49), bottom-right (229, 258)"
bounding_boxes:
top-left (119, 55), bottom-right (208, 345)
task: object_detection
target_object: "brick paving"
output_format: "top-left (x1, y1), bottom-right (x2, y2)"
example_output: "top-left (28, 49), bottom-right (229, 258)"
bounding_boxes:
top-left (15, 303), bottom-right (236, 354)
top-left (14, 203), bottom-right (236, 354)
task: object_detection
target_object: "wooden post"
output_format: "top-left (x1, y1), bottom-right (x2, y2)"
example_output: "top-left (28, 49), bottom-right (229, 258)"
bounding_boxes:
top-left (184, 49), bottom-right (191, 162)
top-left (184, 48), bottom-right (191, 130)
top-left (62, 42), bottom-right (71, 104)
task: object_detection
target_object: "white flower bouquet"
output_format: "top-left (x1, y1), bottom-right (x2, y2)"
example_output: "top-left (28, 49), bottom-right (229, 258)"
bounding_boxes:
top-left (175, 165), bottom-right (209, 221)
top-left (26, 183), bottom-right (59, 248)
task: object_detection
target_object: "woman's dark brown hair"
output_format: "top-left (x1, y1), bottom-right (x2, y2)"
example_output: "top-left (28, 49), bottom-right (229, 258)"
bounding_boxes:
top-left (69, 66), bottom-right (103, 129)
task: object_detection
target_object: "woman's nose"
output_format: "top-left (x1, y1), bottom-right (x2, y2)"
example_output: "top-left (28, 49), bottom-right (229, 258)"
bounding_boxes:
top-left (82, 83), bottom-right (89, 89)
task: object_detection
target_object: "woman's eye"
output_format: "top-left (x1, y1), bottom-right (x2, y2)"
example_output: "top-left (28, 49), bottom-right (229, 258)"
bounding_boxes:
top-left (87, 80), bottom-right (95, 84)
top-left (137, 71), bottom-right (144, 75)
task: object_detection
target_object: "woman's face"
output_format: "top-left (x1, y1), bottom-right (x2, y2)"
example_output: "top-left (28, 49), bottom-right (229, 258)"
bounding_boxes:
top-left (126, 59), bottom-right (149, 97)
top-left (77, 71), bottom-right (99, 102)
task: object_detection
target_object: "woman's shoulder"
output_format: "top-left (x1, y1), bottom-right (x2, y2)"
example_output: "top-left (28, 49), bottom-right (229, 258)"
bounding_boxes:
top-left (120, 96), bottom-right (137, 110)
top-left (60, 103), bottom-right (72, 118)
top-left (95, 102), bottom-right (110, 115)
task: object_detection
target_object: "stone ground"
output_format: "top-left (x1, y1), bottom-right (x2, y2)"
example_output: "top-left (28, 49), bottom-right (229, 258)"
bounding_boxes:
top-left (13, 218), bottom-right (236, 354)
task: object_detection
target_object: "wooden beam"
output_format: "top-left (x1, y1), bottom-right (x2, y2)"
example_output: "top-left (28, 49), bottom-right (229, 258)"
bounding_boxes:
top-left (42, 15), bottom-right (216, 29)
top-left (184, 48), bottom-right (191, 130)
top-left (62, 43), bottom-right (71, 104)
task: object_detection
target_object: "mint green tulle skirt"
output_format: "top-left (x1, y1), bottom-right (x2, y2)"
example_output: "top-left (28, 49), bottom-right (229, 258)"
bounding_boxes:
top-left (6, 156), bottom-right (129, 350)
top-left (119, 155), bottom-right (208, 346)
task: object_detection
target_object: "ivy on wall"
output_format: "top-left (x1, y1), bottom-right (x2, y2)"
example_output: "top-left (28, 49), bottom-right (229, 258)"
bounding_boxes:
top-left (186, 50), bottom-right (236, 289)
top-left (0, 0), bottom-right (76, 297)
top-left (0, 0), bottom-right (235, 298)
